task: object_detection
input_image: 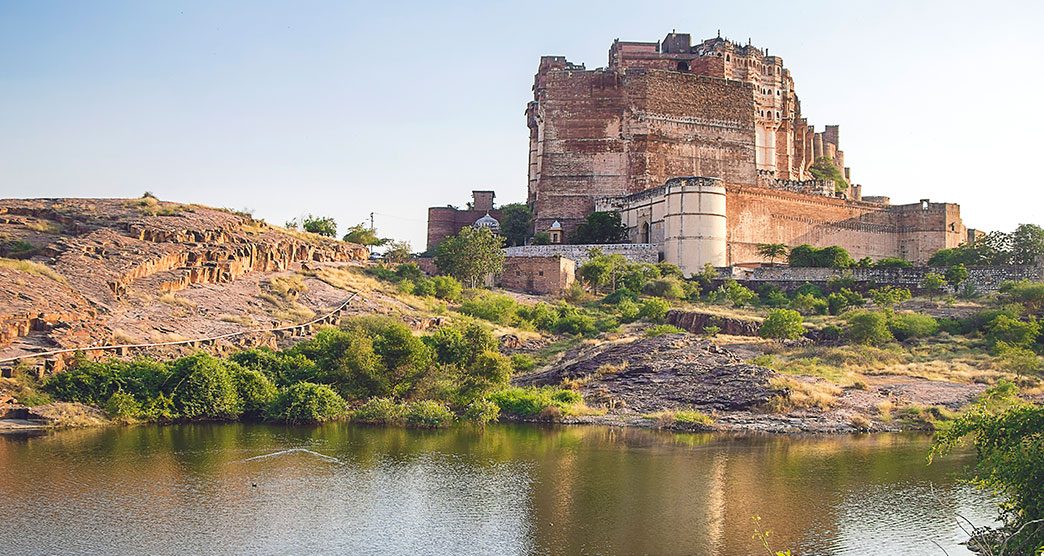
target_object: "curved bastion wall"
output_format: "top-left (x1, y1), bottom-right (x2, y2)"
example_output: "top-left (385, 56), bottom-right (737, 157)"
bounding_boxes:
top-left (663, 177), bottom-right (728, 273)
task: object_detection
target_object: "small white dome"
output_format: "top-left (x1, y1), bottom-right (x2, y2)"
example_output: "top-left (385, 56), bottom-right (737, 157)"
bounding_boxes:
top-left (474, 212), bottom-right (500, 230)
top-left (549, 220), bottom-right (562, 230)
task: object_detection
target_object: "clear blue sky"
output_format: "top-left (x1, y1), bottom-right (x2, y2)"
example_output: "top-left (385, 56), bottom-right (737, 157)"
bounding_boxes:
top-left (2, 0), bottom-right (1042, 249)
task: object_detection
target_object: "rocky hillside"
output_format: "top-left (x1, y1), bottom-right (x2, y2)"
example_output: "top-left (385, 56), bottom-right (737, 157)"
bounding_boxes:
top-left (0, 197), bottom-right (368, 366)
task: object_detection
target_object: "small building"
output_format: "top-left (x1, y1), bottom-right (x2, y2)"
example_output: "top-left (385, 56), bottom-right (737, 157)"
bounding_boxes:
top-left (499, 255), bottom-right (576, 295)
top-left (426, 190), bottom-right (502, 252)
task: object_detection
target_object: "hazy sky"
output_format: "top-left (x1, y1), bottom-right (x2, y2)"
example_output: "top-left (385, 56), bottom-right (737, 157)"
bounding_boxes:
top-left (2, 1), bottom-right (1042, 249)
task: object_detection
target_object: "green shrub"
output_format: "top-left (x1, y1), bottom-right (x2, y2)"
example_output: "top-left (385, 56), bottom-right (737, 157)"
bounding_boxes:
top-left (430, 275), bottom-right (463, 301)
top-left (788, 244), bottom-right (853, 268)
top-left (488, 386), bottom-right (583, 418)
top-left (510, 353), bottom-right (536, 373)
top-left (844, 310), bottom-right (894, 346)
top-left (366, 266), bottom-right (398, 282)
top-left (790, 293), bottom-right (828, 315)
top-left (412, 277), bottom-right (437, 297)
top-left (458, 351), bottom-right (513, 404)
top-left (342, 316), bottom-right (436, 398)
top-left (352, 397), bottom-right (406, 425)
top-left (289, 327), bottom-right (384, 399)
top-left (140, 393), bottom-right (177, 421)
top-left (869, 285), bottom-right (912, 310)
top-left (875, 257), bottom-right (912, 269)
top-left (794, 282), bottom-right (825, 298)
top-left (404, 400), bottom-right (455, 428)
top-left (986, 315), bottom-right (1041, 350)
top-left (602, 287), bottom-right (639, 305)
top-left (517, 302), bottom-right (560, 331)
top-left (230, 348), bottom-right (318, 387)
top-left (268, 382), bottom-right (347, 423)
top-left (394, 263), bottom-right (424, 282)
top-left (555, 312), bottom-right (598, 336)
top-left (638, 298), bottom-right (671, 322)
top-left (715, 280), bottom-right (756, 307)
top-left (888, 312), bottom-right (940, 341)
top-left (423, 321), bottom-right (497, 368)
top-left (104, 391), bottom-right (141, 419)
top-left (827, 288), bottom-right (864, 315)
top-left (759, 285), bottom-right (789, 308)
top-left (168, 353), bottom-right (242, 420)
top-left (656, 262), bottom-right (684, 279)
top-left (234, 368), bottom-right (278, 419)
top-left (616, 299), bottom-right (640, 323)
top-left (645, 324), bottom-right (686, 337)
top-left (643, 277), bottom-right (686, 299)
top-left (760, 309), bottom-right (805, 340)
top-left (463, 398), bottom-right (501, 424)
top-left (459, 292), bottom-right (520, 325)
top-left (703, 325), bottom-right (721, 337)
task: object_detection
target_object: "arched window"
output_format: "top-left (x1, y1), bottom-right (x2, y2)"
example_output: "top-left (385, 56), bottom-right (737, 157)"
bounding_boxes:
top-left (641, 222), bottom-right (650, 243)
top-left (676, 61), bottom-right (689, 72)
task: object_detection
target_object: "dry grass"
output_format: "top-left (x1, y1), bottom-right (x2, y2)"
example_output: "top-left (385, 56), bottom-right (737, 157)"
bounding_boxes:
top-left (0, 257), bottom-right (67, 284)
top-left (110, 328), bottom-right (143, 345)
top-left (132, 195), bottom-right (183, 216)
top-left (24, 219), bottom-right (62, 234)
top-left (768, 376), bottom-right (842, 411)
top-left (218, 313), bottom-right (258, 326)
top-left (31, 402), bottom-right (109, 428)
top-left (848, 412), bottom-right (873, 430)
top-left (642, 408), bottom-right (714, 427)
top-left (158, 292), bottom-right (196, 309)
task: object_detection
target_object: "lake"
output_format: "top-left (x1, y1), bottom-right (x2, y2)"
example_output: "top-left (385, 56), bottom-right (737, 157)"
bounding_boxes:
top-left (0, 424), bottom-right (995, 555)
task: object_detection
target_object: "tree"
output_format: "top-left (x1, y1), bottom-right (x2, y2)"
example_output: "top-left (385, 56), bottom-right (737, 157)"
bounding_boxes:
top-left (945, 263), bottom-right (969, 290)
top-left (869, 285), bottom-right (911, 310)
top-left (297, 215), bottom-right (337, 238)
top-left (1010, 224), bottom-right (1044, 266)
top-left (760, 309), bottom-right (805, 341)
top-left (920, 272), bottom-right (946, 300)
top-left (498, 203), bottom-right (532, 247)
top-left (756, 243), bottom-right (788, 266)
top-left (787, 244), bottom-right (853, 268)
top-left (577, 251), bottom-right (630, 293)
top-left (342, 223), bottom-right (389, 247)
top-left (844, 310), bottom-right (894, 345)
top-left (434, 226), bottom-right (505, 288)
top-left (383, 240), bottom-right (412, 264)
top-left (571, 211), bottom-right (629, 244)
top-left (808, 156), bottom-right (849, 192)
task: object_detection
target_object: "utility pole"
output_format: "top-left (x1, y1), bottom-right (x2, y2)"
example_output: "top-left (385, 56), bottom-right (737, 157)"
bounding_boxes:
top-left (369, 212), bottom-right (375, 230)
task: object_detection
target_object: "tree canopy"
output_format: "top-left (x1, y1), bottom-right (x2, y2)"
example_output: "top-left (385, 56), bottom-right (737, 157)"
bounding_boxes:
top-left (434, 226), bottom-right (505, 288)
top-left (498, 203), bottom-right (532, 247)
top-left (342, 223), bottom-right (389, 246)
top-left (299, 215), bottom-right (337, 238)
top-left (808, 157), bottom-right (849, 193)
top-left (788, 244), bottom-right (854, 269)
top-left (929, 224), bottom-right (1044, 267)
top-left (571, 211), bottom-right (629, 244)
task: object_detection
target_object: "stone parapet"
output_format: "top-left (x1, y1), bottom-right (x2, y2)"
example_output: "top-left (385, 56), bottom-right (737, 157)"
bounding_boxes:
top-left (504, 244), bottom-right (659, 265)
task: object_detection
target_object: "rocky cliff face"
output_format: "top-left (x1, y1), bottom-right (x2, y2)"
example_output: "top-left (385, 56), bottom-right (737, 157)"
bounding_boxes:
top-left (0, 198), bottom-right (367, 363)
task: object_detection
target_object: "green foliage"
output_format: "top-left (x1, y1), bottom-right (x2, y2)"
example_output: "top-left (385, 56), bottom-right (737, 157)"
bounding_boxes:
top-left (555, 311), bottom-right (599, 336)
top-left (498, 203), bottom-right (532, 247)
top-left (931, 382), bottom-right (1044, 554)
top-left (712, 280), bottom-right (756, 307)
top-left (1001, 279), bottom-right (1044, 315)
top-left (945, 263), bottom-right (970, 288)
top-left (577, 252), bottom-right (630, 292)
top-left (531, 231), bottom-right (551, 245)
top-left (234, 368), bottom-right (278, 420)
top-left (289, 327), bottom-right (383, 398)
top-left (985, 315), bottom-right (1041, 350)
top-left (459, 291), bottom-right (520, 325)
top-left (790, 293), bottom-right (828, 316)
top-left (888, 312), bottom-right (940, 341)
top-left (488, 386), bottom-right (583, 418)
top-left (756, 243), bottom-right (789, 265)
top-left (787, 244), bottom-right (854, 269)
top-left (643, 277), bottom-right (686, 299)
top-left (463, 398), bottom-right (501, 424)
top-left (268, 382), bottom-right (346, 423)
top-left (869, 285), bottom-right (912, 310)
top-left (167, 353), bottom-right (242, 420)
top-left (994, 342), bottom-right (1043, 377)
top-left (352, 397), bottom-right (406, 425)
top-left (827, 288), bottom-right (864, 315)
top-left (510, 353), bottom-right (536, 373)
top-left (808, 156), bottom-right (849, 192)
top-left (517, 301), bottom-right (561, 330)
top-left (645, 324), bottom-right (686, 337)
top-left (616, 298), bottom-right (640, 323)
top-left (104, 391), bottom-right (141, 420)
top-left (656, 262), bottom-right (684, 279)
top-left (874, 257), bottom-right (913, 269)
top-left (423, 321), bottom-right (497, 368)
top-left (1010, 223), bottom-right (1044, 266)
top-left (603, 287), bottom-right (639, 305)
top-left (404, 400), bottom-right (455, 428)
top-left (844, 310), bottom-right (894, 346)
top-left (382, 240), bottom-right (412, 264)
top-left (920, 272), bottom-right (946, 298)
top-left (430, 275), bottom-right (463, 301)
top-left (457, 351), bottom-right (513, 404)
top-left (571, 211), bottom-right (629, 244)
top-left (760, 309), bottom-right (805, 340)
top-left (0, 238), bottom-right (36, 259)
top-left (342, 223), bottom-right (389, 246)
top-left (434, 226), bottom-right (505, 287)
top-left (230, 348), bottom-right (318, 387)
top-left (300, 215), bottom-right (337, 238)
top-left (702, 325), bottom-right (721, 337)
top-left (638, 298), bottom-right (671, 322)
top-left (759, 285), bottom-right (790, 308)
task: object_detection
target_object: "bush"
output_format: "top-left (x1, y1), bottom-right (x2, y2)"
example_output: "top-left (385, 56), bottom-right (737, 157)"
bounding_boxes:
top-left (463, 398), bottom-right (501, 424)
top-left (423, 321), bottom-right (497, 368)
top-left (555, 312), bottom-right (598, 336)
top-left (616, 299), bottom-right (640, 323)
top-left (788, 244), bottom-right (853, 268)
top-left (827, 288), bottom-right (864, 315)
top-left (394, 263), bottom-right (424, 282)
top-left (645, 324), bottom-right (686, 337)
top-left (875, 257), bottom-right (912, 269)
top-left (488, 386), bottom-right (582, 418)
top-left (459, 292), bottom-right (520, 325)
top-left (638, 298), bottom-right (671, 322)
top-left (458, 351), bottom-right (513, 404)
top-left (234, 368), bottom-right (278, 420)
top-left (888, 312), bottom-right (940, 341)
top-left (430, 275), bottom-right (463, 301)
top-left (404, 400), bottom-right (455, 428)
top-left (105, 391), bottom-right (141, 420)
top-left (352, 397), bottom-right (406, 425)
top-left (702, 325), bottom-right (721, 337)
top-left (716, 280), bottom-right (756, 307)
top-left (760, 309), bottom-right (805, 341)
top-left (510, 353), bottom-right (536, 373)
top-left (517, 302), bottom-right (560, 331)
top-left (602, 287), bottom-right (639, 305)
top-left (869, 286), bottom-right (912, 310)
top-left (230, 348), bottom-right (318, 387)
top-left (790, 293), bottom-right (828, 315)
top-left (412, 277), bottom-right (437, 297)
top-left (759, 285), bottom-right (790, 308)
top-left (844, 310), bottom-right (894, 346)
top-left (643, 277), bottom-right (686, 300)
top-left (986, 315), bottom-right (1041, 350)
top-left (268, 382), bottom-right (346, 423)
top-left (794, 282), bottom-right (825, 298)
top-left (168, 353), bottom-right (242, 420)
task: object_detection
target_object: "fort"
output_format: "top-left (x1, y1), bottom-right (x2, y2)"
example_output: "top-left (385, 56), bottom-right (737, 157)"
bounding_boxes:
top-left (427, 31), bottom-right (972, 275)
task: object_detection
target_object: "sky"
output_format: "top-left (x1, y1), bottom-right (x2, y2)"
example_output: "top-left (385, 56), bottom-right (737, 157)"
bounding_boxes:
top-left (2, 0), bottom-right (1043, 250)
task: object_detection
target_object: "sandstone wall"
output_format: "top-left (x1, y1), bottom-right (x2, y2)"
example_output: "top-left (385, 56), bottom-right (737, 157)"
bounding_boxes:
top-left (504, 244), bottom-right (658, 265)
top-left (499, 256), bottom-right (576, 295)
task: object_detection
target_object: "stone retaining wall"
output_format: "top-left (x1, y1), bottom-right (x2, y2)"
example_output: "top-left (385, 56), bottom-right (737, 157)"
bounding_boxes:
top-left (504, 244), bottom-right (659, 265)
top-left (731, 265), bottom-right (1043, 293)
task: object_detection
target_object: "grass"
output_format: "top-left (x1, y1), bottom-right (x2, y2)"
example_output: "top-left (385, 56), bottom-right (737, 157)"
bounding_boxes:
top-left (0, 258), bottom-right (68, 284)
top-left (24, 219), bottom-right (62, 234)
top-left (767, 376), bottom-right (842, 411)
top-left (132, 195), bottom-right (183, 217)
top-left (218, 313), bottom-right (258, 326)
top-left (158, 292), bottom-right (196, 309)
top-left (642, 408), bottom-right (714, 428)
top-left (895, 403), bottom-right (958, 430)
top-left (259, 275), bottom-right (316, 323)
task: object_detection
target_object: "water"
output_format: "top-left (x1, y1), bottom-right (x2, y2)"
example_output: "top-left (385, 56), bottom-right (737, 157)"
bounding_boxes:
top-left (0, 424), bottom-right (996, 555)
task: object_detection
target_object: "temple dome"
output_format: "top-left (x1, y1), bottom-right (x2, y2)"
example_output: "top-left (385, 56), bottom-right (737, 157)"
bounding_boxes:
top-left (474, 212), bottom-right (500, 231)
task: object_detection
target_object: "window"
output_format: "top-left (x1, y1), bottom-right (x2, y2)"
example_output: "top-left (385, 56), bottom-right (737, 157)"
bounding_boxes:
top-left (538, 271), bottom-right (544, 276)
top-left (726, 54), bottom-right (730, 61)
top-left (676, 61), bottom-right (689, 72)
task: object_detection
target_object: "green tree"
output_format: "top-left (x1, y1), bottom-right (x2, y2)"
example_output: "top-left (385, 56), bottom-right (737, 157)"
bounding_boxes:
top-left (342, 223), bottom-right (389, 246)
top-left (986, 315), bottom-right (1041, 350)
top-left (268, 382), bottom-right (347, 423)
top-left (434, 226), bottom-right (505, 288)
top-left (920, 272), bottom-right (946, 300)
top-left (760, 309), bottom-right (805, 341)
top-left (945, 263), bottom-right (969, 290)
top-left (1010, 224), bottom-right (1044, 266)
top-left (571, 211), bottom-right (629, 244)
top-left (844, 310), bottom-right (894, 345)
top-left (787, 244), bottom-right (853, 268)
top-left (756, 243), bottom-right (788, 266)
top-left (874, 257), bottom-right (912, 268)
top-left (300, 215), bottom-right (338, 238)
top-left (498, 203), bottom-right (532, 247)
top-left (167, 353), bottom-right (242, 420)
top-left (383, 240), bottom-right (412, 264)
top-left (808, 156), bottom-right (849, 192)
top-left (869, 285), bottom-right (911, 310)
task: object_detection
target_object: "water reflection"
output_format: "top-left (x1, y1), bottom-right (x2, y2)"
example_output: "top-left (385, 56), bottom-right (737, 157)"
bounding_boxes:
top-left (0, 424), bottom-right (994, 555)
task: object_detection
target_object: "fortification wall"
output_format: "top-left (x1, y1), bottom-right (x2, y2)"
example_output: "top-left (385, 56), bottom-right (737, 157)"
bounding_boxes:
top-left (504, 244), bottom-right (658, 265)
top-left (737, 265), bottom-right (1043, 293)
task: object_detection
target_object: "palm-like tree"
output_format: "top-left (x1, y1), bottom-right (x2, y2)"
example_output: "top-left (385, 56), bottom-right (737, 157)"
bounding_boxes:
top-left (757, 243), bottom-right (789, 267)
